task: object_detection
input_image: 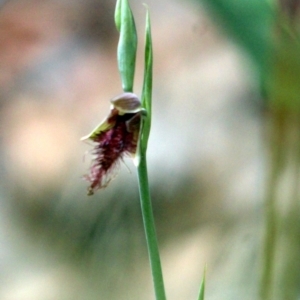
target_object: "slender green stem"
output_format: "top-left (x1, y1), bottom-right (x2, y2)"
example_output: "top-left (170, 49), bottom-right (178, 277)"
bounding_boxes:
top-left (260, 113), bottom-right (285, 300)
top-left (114, 0), bottom-right (164, 297)
top-left (137, 154), bottom-right (167, 300)
top-left (280, 116), bottom-right (300, 300)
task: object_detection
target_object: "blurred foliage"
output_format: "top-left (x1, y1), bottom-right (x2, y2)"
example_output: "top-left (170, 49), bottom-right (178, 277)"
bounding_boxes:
top-left (198, 0), bottom-right (274, 78)
top-left (195, 0), bottom-right (300, 300)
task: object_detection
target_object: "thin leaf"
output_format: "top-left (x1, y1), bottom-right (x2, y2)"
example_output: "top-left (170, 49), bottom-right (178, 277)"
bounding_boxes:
top-left (117, 0), bottom-right (137, 92)
top-left (140, 7), bottom-right (153, 153)
top-left (197, 266), bottom-right (206, 300)
top-left (199, 0), bottom-right (274, 76)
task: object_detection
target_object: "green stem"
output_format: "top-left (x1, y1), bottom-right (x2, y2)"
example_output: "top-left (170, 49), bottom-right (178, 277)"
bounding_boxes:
top-left (137, 154), bottom-right (167, 300)
top-left (260, 110), bottom-right (288, 300)
top-left (260, 113), bottom-right (285, 300)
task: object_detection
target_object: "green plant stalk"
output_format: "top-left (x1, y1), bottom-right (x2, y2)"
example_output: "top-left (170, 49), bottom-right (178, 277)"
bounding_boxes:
top-left (260, 124), bottom-right (282, 300)
top-left (280, 116), bottom-right (300, 300)
top-left (137, 9), bottom-right (166, 300)
top-left (260, 28), bottom-right (300, 300)
top-left (137, 155), bottom-right (167, 300)
top-left (115, 1), bottom-right (166, 297)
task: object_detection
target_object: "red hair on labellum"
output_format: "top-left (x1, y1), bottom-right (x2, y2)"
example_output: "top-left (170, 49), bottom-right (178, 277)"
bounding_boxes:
top-left (82, 93), bottom-right (144, 195)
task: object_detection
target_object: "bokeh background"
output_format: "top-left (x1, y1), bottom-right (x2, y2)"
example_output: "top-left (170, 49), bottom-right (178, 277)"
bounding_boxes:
top-left (0, 0), bottom-right (287, 299)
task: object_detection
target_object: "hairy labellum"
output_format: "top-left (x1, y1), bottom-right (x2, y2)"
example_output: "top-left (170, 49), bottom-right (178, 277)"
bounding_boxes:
top-left (82, 93), bottom-right (143, 195)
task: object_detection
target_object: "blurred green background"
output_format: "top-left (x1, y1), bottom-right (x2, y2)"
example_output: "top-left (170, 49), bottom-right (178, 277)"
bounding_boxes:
top-left (0, 0), bottom-right (299, 299)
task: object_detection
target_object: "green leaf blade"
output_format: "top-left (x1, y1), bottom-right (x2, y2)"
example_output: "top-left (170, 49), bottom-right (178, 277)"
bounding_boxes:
top-left (197, 267), bottom-right (206, 300)
top-left (140, 8), bottom-right (153, 153)
top-left (199, 0), bottom-right (273, 69)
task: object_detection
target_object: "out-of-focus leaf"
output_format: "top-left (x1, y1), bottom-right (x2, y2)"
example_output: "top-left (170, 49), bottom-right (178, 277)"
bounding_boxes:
top-left (269, 35), bottom-right (300, 110)
top-left (197, 267), bottom-right (206, 300)
top-left (198, 0), bottom-right (274, 74)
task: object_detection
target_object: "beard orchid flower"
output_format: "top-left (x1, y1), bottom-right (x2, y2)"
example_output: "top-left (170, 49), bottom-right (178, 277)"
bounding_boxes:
top-left (81, 92), bottom-right (145, 195)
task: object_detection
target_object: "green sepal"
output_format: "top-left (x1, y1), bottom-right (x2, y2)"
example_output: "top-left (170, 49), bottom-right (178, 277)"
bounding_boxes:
top-left (80, 116), bottom-right (114, 141)
top-left (116, 0), bottom-right (137, 92)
